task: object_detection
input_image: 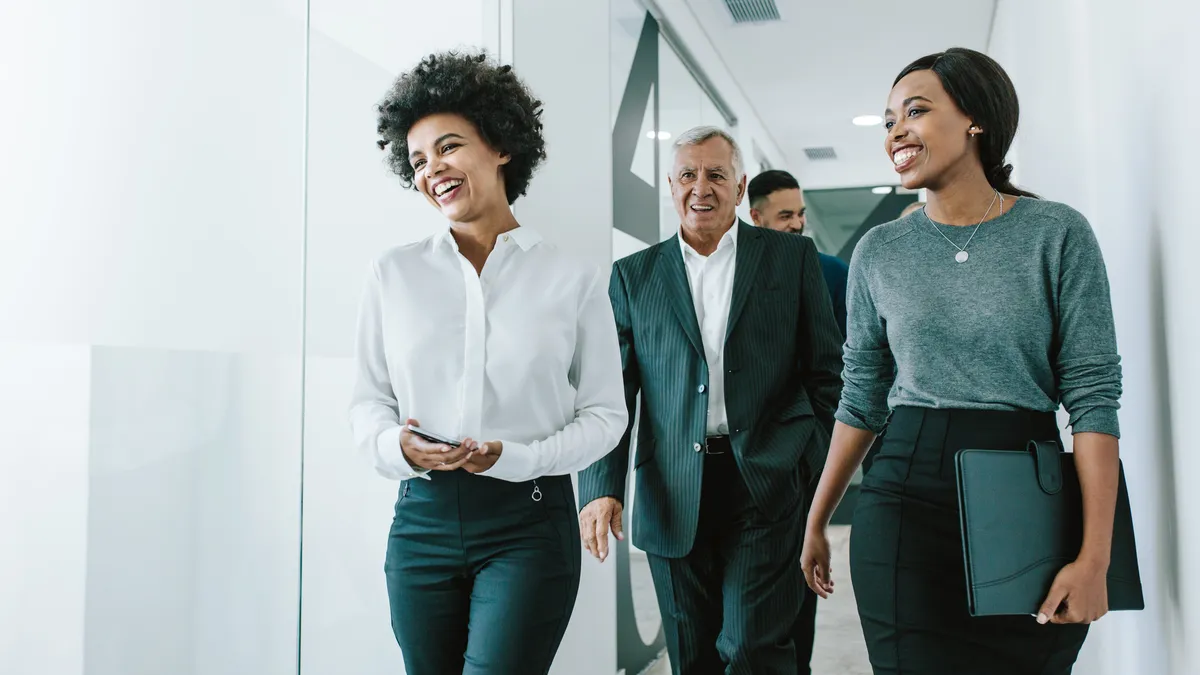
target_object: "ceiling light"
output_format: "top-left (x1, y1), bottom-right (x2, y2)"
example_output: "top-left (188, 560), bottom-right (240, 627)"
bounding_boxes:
top-left (646, 130), bottom-right (671, 140)
top-left (872, 186), bottom-right (893, 195)
top-left (853, 115), bottom-right (883, 127)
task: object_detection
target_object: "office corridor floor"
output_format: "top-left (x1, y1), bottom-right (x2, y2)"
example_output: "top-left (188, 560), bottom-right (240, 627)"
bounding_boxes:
top-left (634, 525), bottom-right (872, 675)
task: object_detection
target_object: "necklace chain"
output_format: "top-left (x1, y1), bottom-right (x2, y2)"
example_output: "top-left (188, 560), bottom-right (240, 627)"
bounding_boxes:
top-left (922, 191), bottom-right (1002, 261)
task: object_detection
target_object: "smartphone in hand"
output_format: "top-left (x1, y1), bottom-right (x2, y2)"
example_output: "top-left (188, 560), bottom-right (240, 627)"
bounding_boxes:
top-left (404, 424), bottom-right (462, 448)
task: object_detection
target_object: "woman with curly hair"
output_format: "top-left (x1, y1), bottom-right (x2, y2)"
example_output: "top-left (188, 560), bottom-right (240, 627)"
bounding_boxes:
top-left (349, 51), bottom-right (627, 674)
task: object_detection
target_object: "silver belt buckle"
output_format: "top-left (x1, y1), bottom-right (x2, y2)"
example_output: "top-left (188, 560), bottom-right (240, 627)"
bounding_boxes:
top-left (704, 437), bottom-right (727, 455)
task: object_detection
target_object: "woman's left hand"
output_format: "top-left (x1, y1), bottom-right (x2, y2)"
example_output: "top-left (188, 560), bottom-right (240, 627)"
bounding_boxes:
top-left (462, 441), bottom-right (502, 473)
top-left (1037, 559), bottom-right (1109, 625)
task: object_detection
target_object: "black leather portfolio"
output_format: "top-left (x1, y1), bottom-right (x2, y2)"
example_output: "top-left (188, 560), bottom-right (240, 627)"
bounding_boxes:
top-left (955, 440), bottom-right (1145, 617)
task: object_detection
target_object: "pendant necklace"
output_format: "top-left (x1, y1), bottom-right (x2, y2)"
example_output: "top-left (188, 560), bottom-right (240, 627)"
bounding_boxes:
top-left (924, 190), bottom-right (1001, 263)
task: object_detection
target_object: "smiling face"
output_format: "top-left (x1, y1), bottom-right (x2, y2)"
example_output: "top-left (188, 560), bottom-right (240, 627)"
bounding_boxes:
top-left (669, 137), bottom-right (746, 239)
top-left (752, 188), bottom-right (807, 234)
top-left (884, 69), bottom-right (981, 191)
top-left (407, 112), bottom-right (510, 222)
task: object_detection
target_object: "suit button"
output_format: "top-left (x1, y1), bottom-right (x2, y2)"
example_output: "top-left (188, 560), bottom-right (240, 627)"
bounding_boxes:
top-left (698, 384), bottom-right (706, 394)
top-left (693, 442), bottom-right (703, 452)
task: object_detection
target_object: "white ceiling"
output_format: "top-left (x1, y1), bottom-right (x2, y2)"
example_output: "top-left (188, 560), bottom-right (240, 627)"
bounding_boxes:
top-left (683, 0), bottom-right (997, 189)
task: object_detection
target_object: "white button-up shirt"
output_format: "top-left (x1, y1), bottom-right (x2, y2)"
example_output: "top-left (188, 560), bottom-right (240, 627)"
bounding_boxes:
top-left (679, 221), bottom-right (738, 436)
top-left (349, 226), bottom-right (628, 483)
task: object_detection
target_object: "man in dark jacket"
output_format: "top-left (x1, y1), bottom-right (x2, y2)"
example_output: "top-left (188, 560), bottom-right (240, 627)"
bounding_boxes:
top-left (579, 127), bottom-right (843, 674)
top-left (748, 170), bottom-right (849, 340)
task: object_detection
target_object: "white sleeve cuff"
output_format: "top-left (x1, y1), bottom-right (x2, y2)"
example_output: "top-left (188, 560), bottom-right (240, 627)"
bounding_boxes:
top-left (376, 427), bottom-right (430, 481)
top-left (478, 441), bottom-right (536, 482)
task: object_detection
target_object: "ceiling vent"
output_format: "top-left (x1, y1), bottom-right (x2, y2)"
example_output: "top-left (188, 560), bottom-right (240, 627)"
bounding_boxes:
top-left (804, 146), bottom-right (838, 161)
top-left (722, 0), bottom-right (782, 24)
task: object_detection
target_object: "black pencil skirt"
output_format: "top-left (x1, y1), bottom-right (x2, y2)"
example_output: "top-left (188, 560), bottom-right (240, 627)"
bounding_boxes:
top-left (849, 406), bottom-right (1089, 675)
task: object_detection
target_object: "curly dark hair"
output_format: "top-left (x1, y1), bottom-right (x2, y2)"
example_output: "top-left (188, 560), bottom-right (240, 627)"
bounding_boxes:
top-left (376, 51), bottom-right (547, 205)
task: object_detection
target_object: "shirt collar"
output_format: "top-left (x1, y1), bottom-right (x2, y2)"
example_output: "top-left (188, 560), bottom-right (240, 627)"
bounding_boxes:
top-left (680, 218), bottom-right (739, 259)
top-left (505, 226), bottom-right (543, 251)
top-left (433, 225), bottom-right (543, 253)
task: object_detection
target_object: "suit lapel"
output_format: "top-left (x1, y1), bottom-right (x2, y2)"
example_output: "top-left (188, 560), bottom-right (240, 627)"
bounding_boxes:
top-left (725, 221), bottom-right (764, 341)
top-left (656, 239), bottom-right (705, 358)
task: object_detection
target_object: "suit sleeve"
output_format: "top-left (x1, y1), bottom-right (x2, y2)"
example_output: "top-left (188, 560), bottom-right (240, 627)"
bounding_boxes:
top-left (795, 238), bottom-right (845, 476)
top-left (577, 262), bottom-right (641, 507)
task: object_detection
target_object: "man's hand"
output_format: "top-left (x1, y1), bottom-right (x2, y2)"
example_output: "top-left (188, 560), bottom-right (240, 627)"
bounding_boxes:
top-left (400, 419), bottom-right (474, 471)
top-left (579, 497), bottom-right (624, 562)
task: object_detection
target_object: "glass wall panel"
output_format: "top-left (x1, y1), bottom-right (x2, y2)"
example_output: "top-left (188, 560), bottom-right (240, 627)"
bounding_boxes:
top-left (0, 0), bottom-right (308, 673)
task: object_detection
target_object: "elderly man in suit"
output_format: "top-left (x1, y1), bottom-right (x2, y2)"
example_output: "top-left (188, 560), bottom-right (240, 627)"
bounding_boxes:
top-left (579, 126), bottom-right (844, 674)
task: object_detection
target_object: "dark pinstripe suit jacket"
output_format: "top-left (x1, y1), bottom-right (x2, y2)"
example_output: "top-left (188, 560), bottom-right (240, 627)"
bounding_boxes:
top-left (579, 221), bottom-right (844, 558)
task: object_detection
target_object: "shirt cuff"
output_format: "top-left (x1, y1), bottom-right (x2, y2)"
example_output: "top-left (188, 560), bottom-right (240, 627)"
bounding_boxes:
top-left (376, 427), bottom-right (430, 480)
top-left (1070, 407), bottom-right (1121, 439)
top-left (478, 440), bottom-right (536, 482)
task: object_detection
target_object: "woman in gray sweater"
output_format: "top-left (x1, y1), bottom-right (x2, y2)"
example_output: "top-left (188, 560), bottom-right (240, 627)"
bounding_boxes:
top-left (800, 48), bottom-right (1123, 674)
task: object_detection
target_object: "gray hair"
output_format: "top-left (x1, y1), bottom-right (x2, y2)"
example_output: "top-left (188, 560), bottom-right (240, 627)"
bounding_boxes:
top-left (671, 126), bottom-right (744, 179)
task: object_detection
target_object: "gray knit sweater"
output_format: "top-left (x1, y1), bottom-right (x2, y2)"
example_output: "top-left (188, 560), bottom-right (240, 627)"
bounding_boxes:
top-left (834, 197), bottom-right (1123, 437)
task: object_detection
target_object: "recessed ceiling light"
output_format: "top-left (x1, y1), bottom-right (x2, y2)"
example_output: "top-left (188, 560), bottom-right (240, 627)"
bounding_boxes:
top-left (872, 186), bottom-right (893, 195)
top-left (853, 115), bottom-right (883, 127)
top-left (646, 130), bottom-right (671, 140)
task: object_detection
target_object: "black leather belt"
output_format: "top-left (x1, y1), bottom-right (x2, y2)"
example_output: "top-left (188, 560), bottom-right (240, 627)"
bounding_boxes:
top-left (704, 436), bottom-right (731, 455)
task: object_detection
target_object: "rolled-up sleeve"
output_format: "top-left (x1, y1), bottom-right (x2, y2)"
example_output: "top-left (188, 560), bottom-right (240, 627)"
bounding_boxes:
top-left (482, 265), bottom-right (629, 482)
top-left (834, 245), bottom-right (895, 433)
top-left (1054, 220), bottom-right (1122, 437)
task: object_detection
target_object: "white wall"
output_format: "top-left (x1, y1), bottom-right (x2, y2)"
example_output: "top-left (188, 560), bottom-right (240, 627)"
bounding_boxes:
top-left (990, 1), bottom-right (1200, 672)
top-left (509, 2), bottom-right (619, 669)
top-left (513, 0), bottom-right (615, 266)
top-left (0, 0), bottom-right (306, 673)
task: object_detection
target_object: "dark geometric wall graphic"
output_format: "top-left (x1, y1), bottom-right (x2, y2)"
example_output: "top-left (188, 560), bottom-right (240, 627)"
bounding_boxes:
top-left (612, 13), bottom-right (661, 246)
top-left (612, 12), bottom-right (668, 675)
top-left (835, 192), bottom-right (917, 262)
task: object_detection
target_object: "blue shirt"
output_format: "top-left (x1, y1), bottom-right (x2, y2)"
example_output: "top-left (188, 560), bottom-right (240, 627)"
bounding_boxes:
top-left (818, 252), bottom-right (849, 339)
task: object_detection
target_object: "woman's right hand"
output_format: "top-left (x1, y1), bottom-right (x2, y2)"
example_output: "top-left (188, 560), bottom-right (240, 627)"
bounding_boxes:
top-left (799, 421), bottom-right (878, 598)
top-left (400, 418), bottom-right (476, 471)
top-left (801, 524), bottom-right (835, 598)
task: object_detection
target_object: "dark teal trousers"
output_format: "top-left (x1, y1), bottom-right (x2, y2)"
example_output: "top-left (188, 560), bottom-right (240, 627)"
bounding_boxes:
top-left (646, 449), bottom-right (804, 675)
top-left (384, 471), bottom-right (580, 675)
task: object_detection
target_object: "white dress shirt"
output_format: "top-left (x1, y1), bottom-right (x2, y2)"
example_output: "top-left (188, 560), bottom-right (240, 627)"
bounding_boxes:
top-left (349, 226), bottom-right (628, 483)
top-left (679, 221), bottom-right (738, 436)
